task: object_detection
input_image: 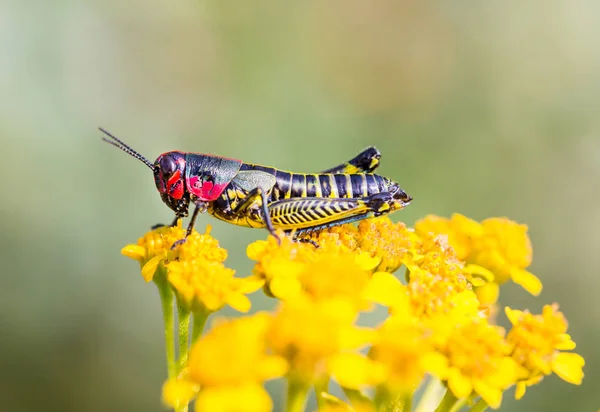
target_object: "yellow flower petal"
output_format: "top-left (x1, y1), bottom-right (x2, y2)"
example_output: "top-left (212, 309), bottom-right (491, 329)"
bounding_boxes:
top-left (141, 255), bottom-right (164, 282)
top-left (195, 384), bottom-right (272, 412)
top-left (515, 382), bottom-right (527, 400)
top-left (552, 353), bottom-right (585, 385)
top-left (255, 356), bottom-right (289, 381)
top-left (555, 334), bottom-right (576, 350)
top-left (187, 313), bottom-right (284, 387)
top-left (355, 253), bottom-right (381, 271)
top-left (246, 241), bottom-right (268, 261)
top-left (269, 276), bottom-right (302, 300)
top-left (510, 268), bottom-right (542, 296)
top-left (447, 367), bottom-right (472, 399)
top-left (329, 353), bottom-right (386, 389)
top-left (226, 294), bottom-right (252, 313)
top-left (162, 378), bottom-right (199, 410)
top-left (421, 352), bottom-right (449, 377)
top-left (464, 264), bottom-right (495, 282)
top-left (238, 275), bottom-right (265, 294)
top-left (514, 375), bottom-right (543, 400)
top-left (504, 307), bottom-right (523, 325)
top-left (476, 282), bottom-right (500, 305)
top-left (121, 244), bottom-right (146, 261)
top-left (363, 271), bottom-right (405, 307)
top-left (473, 379), bottom-right (503, 409)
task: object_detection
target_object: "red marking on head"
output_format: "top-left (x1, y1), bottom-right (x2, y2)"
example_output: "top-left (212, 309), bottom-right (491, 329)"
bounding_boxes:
top-left (201, 181), bottom-right (214, 193)
top-left (167, 170), bottom-right (184, 199)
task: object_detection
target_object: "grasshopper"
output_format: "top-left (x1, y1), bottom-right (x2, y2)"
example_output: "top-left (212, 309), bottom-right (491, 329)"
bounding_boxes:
top-left (101, 128), bottom-right (412, 244)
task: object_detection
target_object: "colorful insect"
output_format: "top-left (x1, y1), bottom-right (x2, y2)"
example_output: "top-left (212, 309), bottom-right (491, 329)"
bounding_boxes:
top-left (100, 128), bottom-right (412, 244)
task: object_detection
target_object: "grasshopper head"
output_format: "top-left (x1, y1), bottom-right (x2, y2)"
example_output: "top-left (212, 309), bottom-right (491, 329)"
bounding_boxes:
top-left (153, 151), bottom-right (190, 216)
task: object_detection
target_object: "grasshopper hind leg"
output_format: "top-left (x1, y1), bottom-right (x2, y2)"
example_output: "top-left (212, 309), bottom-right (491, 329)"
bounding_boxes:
top-left (321, 147), bottom-right (381, 174)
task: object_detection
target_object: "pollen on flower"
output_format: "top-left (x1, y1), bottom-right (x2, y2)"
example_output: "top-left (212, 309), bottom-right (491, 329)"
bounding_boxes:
top-left (121, 221), bottom-right (187, 281)
top-left (166, 259), bottom-right (262, 313)
top-left (414, 214), bottom-right (542, 297)
top-left (121, 221), bottom-right (228, 283)
top-left (505, 304), bottom-right (584, 398)
top-left (247, 230), bottom-right (382, 304)
top-left (312, 217), bottom-right (417, 273)
top-left (406, 268), bottom-right (481, 321)
top-left (415, 214), bottom-right (483, 261)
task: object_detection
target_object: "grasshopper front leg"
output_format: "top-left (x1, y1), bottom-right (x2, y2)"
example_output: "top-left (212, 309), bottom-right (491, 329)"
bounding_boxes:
top-left (171, 201), bottom-right (208, 249)
top-left (231, 187), bottom-right (278, 237)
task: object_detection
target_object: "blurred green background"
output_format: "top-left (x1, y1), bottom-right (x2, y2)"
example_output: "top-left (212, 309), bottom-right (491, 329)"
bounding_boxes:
top-left (1, 1), bottom-right (598, 411)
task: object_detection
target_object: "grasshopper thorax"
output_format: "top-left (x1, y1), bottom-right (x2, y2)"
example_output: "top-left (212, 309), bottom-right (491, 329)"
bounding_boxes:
top-left (153, 151), bottom-right (190, 216)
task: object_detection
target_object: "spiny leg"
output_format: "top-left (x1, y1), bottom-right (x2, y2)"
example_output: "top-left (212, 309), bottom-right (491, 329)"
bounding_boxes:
top-left (268, 190), bottom-right (405, 237)
top-left (171, 202), bottom-right (207, 249)
top-left (231, 187), bottom-right (278, 238)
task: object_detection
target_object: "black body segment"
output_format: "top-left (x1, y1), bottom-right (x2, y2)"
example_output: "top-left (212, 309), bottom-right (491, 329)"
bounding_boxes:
top-left (210, 153), bottom-right (411, 234)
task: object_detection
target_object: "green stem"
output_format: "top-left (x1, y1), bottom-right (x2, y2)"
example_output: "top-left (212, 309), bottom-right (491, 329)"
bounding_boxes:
top-left (286, 379), bottom-right (309, 412)
top-left (468, 399), bottom-right (488, 412)
top-left (390, 393), bottom-right (413, 412)
top-left (449, 398), bottom-right (467, 412)
top-left (155, 269), bottom-right (176, 379)
top-left (415, 377), bottom-right (446, 412)
top-left (314, 378), bottom-right (329, 410)
top-left (342, 387), bottom-right (373, 408)
top-left (374, 386), bottom-right (391, 412)
top-left (434, 389), bottom-right (458, 412)
top-left (192, 307), bottom-right (210, 343)
top-left (177, 301), bottom-right (191, 373)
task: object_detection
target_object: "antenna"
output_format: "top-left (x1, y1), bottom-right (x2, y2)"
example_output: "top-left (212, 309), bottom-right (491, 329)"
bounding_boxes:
top-left (99, 127), bottom-right (154, 170)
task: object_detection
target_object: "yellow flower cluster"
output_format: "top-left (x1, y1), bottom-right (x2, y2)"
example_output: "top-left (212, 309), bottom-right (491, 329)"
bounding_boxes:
top-left (415, 214), bottom-right (542, 298)
top-left (121, 215), bottom-right (584, 412)
top-left (122, 221), bottom-right (262, 314)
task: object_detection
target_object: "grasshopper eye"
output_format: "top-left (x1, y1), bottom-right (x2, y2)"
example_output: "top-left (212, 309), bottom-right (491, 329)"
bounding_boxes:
top-left (160, 156), bottom-right (177, 176)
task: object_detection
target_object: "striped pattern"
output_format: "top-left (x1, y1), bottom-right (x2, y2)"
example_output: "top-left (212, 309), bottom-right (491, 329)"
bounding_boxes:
top-left (239, 163), bottom-right (391, 202)
top-left (269, 197), bottom-right (366, 229)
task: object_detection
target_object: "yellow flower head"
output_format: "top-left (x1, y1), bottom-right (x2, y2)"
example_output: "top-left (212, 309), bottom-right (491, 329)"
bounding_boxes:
top-left (415, 215), bottom-right (542, 296)
top-left (470, 218), bottom-right (541, 295)
top-left (248, 232), bottom-right (383, 308)
top-left (194, 383), bottom-right (274, 412)
top-left (435, 319), bottom-right (522, 409)
top-left (166, 259), bottom-right (262, 313)
top-left (505, 304), bottom-right (584, 399)
top-left (312, 217), bottom-right (417, 273)
top-left (367, 313), bottom-right (447, 394)
top-left (163, 313), bottom-right (287, 412)
top-left (406, 268), bottom-right (482, 321)
top-left (121, 222), bottom-right (227, 282)
top-left (354, 218), bottom-right (417, 273)
top-left (187, 313), bottom-right (287, 387)
top-left (298, 253), bottom-right (374, 310)
top-left (267, 297), bottom-right (374, 383)
top-left (415, 214), bottom-right (483, 261)
top-left (247, 234), bottom-right (315, 299)
top-left (401, 235), bottom-right (483, 320)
